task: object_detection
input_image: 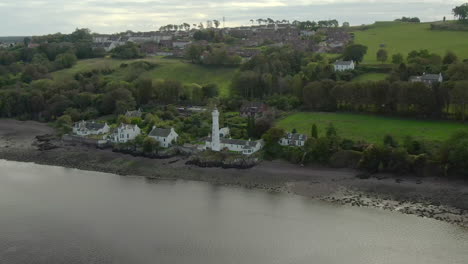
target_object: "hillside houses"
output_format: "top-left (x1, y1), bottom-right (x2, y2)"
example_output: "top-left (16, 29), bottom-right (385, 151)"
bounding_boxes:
top-left (148, 127), bottom-right (179, 148)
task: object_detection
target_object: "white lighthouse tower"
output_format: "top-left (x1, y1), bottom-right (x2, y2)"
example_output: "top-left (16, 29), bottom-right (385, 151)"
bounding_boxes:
top-left (211, 108), bottom-right (221, 151)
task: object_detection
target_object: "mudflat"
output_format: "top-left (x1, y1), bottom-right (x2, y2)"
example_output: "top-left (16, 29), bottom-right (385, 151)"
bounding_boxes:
top-left (0, 119), bottom-right (467, 227)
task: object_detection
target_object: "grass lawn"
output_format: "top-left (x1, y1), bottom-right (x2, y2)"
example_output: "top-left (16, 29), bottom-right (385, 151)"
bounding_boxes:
top-left (52, 57), bottom-right (237, 97)
top-left (353, 21), bottom-right (468, 64)
top-left (276, 112), bottom-right (468, 143)
top-left (352, 73), bottom-right (389, 82)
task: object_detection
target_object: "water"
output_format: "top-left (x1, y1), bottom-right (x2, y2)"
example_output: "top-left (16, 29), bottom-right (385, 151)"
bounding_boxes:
top-left (0, 160), bottom-right (467, 264)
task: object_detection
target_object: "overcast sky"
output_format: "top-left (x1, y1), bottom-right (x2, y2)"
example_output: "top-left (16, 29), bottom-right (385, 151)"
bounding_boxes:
top-left (0, 0), bottom-right (465, 36)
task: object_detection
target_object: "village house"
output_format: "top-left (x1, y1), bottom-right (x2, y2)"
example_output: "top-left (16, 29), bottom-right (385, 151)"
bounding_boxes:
top-left (409, 73), bottom-right (443, 85)
top-left (125, 108), bottom-right (143, 118)
top-left (148, 126), bottom-right (179, 148)
top-left (205, 108), bottom-right (263, 155)
top-left (111, 124), bottom-right (141, 143)
top-left (73, 121), bottom-right (110, 137)
top-left (279, 132), bottom-right (308, 147)
top-left (172, 41), bottom-right (192, 49)
top-left (240, 102), bottom-right (269, 118)
top-left (333, 60), bottom-right (355, 71)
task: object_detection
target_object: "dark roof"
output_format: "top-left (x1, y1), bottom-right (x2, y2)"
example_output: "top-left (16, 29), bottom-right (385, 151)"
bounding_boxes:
top-left (410, 73), bottom-right (442, 83)
top-left (286, 133), bottom-right (307, 142)
top-left (78, 121), bottom-right (106, 131)
top-left (334, 60), bottom-right (353, 66)
top-left (240, 102), bottom-right (268, 113)
top-left (149, 127), bottom-right (172, 137)
top-left (206, 137), bottom-right (259, 149)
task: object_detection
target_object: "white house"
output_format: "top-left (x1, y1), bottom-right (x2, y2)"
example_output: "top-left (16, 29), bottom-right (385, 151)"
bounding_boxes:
top-left (279, 133), bottom-right (308, 147)
top-left (112, 124), bottom-right (141, 143)
top-left (333, 60), bottom-right (355, 72)
top-left (148, 126), bottom-right (179, 148)
top-left (204, 108), bottom-right (263, 155)
top-left (73, 121), bottom-right (110, 137)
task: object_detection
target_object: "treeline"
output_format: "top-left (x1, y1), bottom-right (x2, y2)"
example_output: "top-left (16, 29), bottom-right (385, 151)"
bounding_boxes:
top-left (292, 19), bottom-right (341, 30)
top-left (394, 17), bottom-right (421, 23)
top-left (0, 61), bottom-right (220, 121)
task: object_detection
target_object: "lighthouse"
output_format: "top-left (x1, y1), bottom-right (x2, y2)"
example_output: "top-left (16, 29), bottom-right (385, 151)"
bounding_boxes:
top-left (211, 108), bottom-right (221, 151)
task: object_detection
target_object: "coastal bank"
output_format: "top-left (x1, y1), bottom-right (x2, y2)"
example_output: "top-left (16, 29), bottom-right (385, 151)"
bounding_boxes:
top-left (0, 119), bottom-right (467, 227)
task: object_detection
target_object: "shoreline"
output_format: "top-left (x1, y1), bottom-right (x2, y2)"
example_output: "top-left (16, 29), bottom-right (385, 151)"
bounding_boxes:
top-left (1, 119), bottom-right (467, 227)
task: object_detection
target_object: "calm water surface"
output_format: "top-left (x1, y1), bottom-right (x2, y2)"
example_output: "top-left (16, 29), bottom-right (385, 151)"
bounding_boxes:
top-left (0, 160), bottom-right (467, 264)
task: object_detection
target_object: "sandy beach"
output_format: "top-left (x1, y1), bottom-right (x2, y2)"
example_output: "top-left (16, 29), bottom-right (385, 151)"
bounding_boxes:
top-left (1, 119), bottom-right (467, 227)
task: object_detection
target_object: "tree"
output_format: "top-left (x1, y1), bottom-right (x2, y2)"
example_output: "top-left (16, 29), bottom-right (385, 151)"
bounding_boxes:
top-left (326, 123), bottom-right (337, 137)
top-left (376, 49), bottom-right (388, 63)
top-left (392, 53), bottom-right (404, 64)
top-left (23, 37), bottom-right (31, 47)
top-left (143, 137), bottom-right (160, 153)
top-left (111, 42), bottom-right (142, 59)
top-left (213, 20), bottom-right (220, 28)
top-left (450, 81), bottom-right (468, 121)
top-left (185, 44), bottom-right (203, 63)
top-left (343, 44), bottom-right (368, 63)
top-left (54, 52), bottom-right (77, 69)
top-left (56, 114), bottom-right (73, 134)
top-left (453, 3), bottom-right (468, 21)
top-left (443, 51), bottom-right (458, 65)
top-left (311, 124), bottom-right (318, 139)
top-left (383, 134), bottom-right (398, 147)
top-left (342, 22), bottom-right (350, 28)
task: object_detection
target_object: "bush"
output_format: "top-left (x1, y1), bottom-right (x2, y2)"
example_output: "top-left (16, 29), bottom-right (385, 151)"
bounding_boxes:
top-left (329, 150), bottom-right (363, 168)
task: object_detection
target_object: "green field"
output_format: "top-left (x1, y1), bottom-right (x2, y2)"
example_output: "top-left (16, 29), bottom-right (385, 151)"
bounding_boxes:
top-left (52, 57), bottom-right (237, 97)
top-left (352, 73), bottom-right (389, 82)
top-left (276, 112), bottom-right (468, 143)
top-left (353, 21), bottom-right (468, 64)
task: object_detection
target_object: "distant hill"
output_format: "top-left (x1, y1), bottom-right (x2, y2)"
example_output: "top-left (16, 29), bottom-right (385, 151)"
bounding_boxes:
top-left (353, 21), bottom-right (468, 64)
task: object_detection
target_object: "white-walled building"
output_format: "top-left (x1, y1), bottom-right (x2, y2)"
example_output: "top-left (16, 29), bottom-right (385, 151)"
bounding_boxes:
top-left (148, 126), bottom-right (179, 148)
top-left (333, 60), bottom-right (355, 72)
top-left (204, 108), bottom-right (263, 155)
top-left (73, 121), bottom-right (110, 137)
top-left (112, 124), bottom-right (141, 143)
top-left (279, 133), bottom-right (308, 147)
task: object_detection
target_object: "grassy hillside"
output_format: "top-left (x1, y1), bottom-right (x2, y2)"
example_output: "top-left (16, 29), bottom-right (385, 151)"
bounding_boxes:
top-left (276, 112), bottom-right (468, 143)
top-left (52, 57), bottom-right (237, 97)
top-left (353, 21), bottom-right (468, 64)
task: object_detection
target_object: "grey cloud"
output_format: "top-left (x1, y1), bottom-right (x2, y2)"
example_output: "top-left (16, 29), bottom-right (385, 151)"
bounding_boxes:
top-left (0, 0), bottom-right (463, 35)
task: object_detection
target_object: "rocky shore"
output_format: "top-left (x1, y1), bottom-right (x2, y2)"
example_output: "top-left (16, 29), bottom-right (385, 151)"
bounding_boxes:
top-left (1, 119), bottom-right (467, 228)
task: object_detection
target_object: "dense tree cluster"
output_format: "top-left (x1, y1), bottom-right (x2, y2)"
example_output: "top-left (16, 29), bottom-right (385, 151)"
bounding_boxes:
top-left (0, 62), bottom-right (220, 121)
top-left (395, 17), bottom-right (421, 23)
top-left (186, 44), bottom-right (241, 66)
top-left (0, 28), bottom-right (104, 85)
